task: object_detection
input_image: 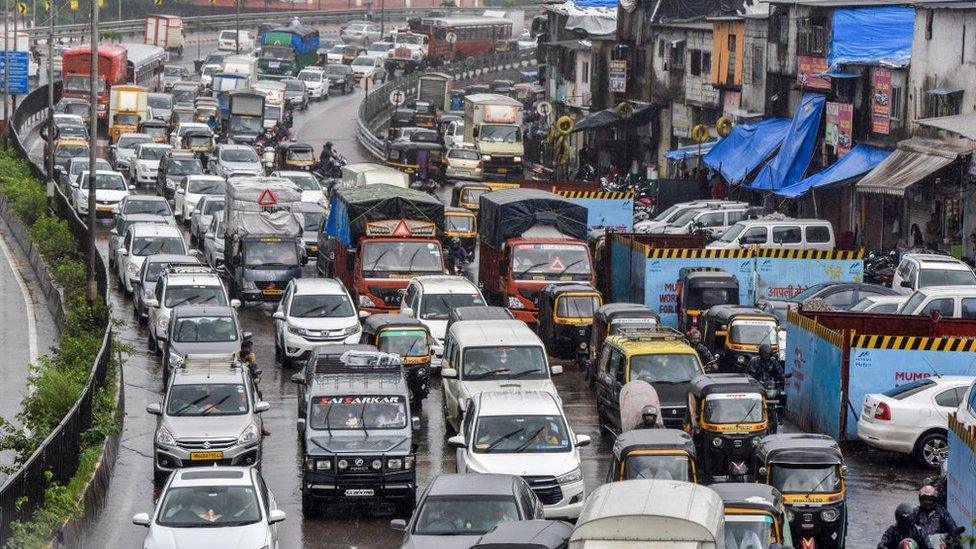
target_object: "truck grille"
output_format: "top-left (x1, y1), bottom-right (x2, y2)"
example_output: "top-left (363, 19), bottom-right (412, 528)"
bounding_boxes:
top-left (483, 156), bottom-right (516, 174)
top-left (394, 47), bottom-right (412, 59)
top-left (339, 456), bottom-right (381, 473)
top-left (661, 406), bottom-right (685, 427)
top-left (368, 286), bottom-right (404, 307)
top-left (522, 475), bottom-right (562, 505)
top-left (176, 438), bottom-right (237, 450)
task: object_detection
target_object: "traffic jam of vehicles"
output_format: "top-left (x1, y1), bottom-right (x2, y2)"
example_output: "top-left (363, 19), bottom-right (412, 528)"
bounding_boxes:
top-left (38, 4), bottom-right (976, 549)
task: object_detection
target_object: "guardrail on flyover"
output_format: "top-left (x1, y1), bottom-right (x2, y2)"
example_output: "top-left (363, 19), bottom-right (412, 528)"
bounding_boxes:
top-left (356, 48), bottom-right (537, 160)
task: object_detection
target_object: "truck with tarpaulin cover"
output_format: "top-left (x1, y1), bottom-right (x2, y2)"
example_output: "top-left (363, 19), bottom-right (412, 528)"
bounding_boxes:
top-left (258, 24), bottom-right (320, 80)
top-left (223, 177), bottom-right (306, 303)
top-left (478, 188), bottom-right (593, 324)
top-left (317, 184), bottom-right (445, 315)
top-left (227, 90), bottom-right (266, 145)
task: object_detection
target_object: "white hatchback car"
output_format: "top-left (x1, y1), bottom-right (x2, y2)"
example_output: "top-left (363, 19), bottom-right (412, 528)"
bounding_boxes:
top-left (70, 170), bottom-right (132, 217)
top-left (297, 67), bottom-right (329, 101)
top-left (133, 467), bottom-right (285, 549)
top-left (857, 375), bottom-right (974, 468)
top-left (273, 278), bottom-right (361, 364)
top-left (449, 390), bottom-right (589, 520)
top-left (175, 175), bottom-right (226, 223)
top-left (116, 223), bottom-right (187, 295)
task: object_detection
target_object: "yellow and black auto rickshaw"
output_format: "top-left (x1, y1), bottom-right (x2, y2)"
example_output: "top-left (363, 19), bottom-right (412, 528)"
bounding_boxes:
top-left (275, 141), bottom-right (316, 172)
top-left (585, 303), bottom-right (659, 384)
top-left (195, 103), bottom-right (220, 125)
top-left (359, 314), bottom-right (432, 403)
top-left (387, 108), bottom-right (416, 141)
top-left (711, 483), bottom-right (793, 548)
top-left (537, 284), bottom-right (602, 361)
top-left (413, 100), bottom-right (436, 129)
top-left (180, 128), bottom-right (215, 158)
top-left (755, 434), bottom-right (847, 549)
top-left (699, 305), bottom-right (779, 373)
top-left (675, 267), bottom-right (740, 332)
top-left (109, 112), bottom-right (141, 144)
top-left (449, 181), bottom-right (491, 211)
top-left (140, 119), bottom-right (170, 143)
top-left (607, 429), bottom-right (699, 484)
top-left (443, 206), bottom-right (477, 256)
top-left (386, 136), bottom-right (443, 182)
top-left (685, 373), bottom-right (773, 483)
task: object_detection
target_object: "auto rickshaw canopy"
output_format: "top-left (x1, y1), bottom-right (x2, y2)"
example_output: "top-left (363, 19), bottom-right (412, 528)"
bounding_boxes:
top-left (755, 433), bottom-right (844, 465)
top-left (689, 373), bottom-right (766, 399)
top-left (443, 206), bottom-right (477, 236)
top-left (450, 181), bottom-right (492, 210)
top-left (538, 283), bottom-right (602, 324)
top-left (278, 141), bottom-right (316, 166)
top-left (593, 303), bottom-right (659, 333)
top-left (612, 428), bottom-right (697, 461)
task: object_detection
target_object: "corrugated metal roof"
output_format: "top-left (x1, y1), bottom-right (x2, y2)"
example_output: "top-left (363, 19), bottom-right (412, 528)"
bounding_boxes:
top-left (915, 113), bottom-right (976, 140)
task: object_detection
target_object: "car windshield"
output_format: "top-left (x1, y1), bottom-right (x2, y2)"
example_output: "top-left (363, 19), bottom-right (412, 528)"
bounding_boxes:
top-left (149, 95), bottom-right (173, 109)
top-left (703, 393), bottom-right (765, 424)
top-left (770, 464), bottom-right (842, 494)
top-left (670, 208), bottom-right (705, 227)
top-left (80, 173), bottom-right (126, 190)
top-left (414, 496), bottom-right (519, 536)
top-left (172, 88), bottom-right (197, 103)
top-left (188, 179), bottom-right (225, 195)
top-left (556, 294), bottom-right (600, 319)
top-left (730, 320), bottom-right (778, 346)
top-left (139, 147), bottom-right (169, 160)
top-left (478, 124), bottom-right (521, 143)
top-left (445, 215), bottom-right (473, 233)
top-left (202, 200), bottom-right (225, 215)
top-left (282, 174), bottom-right (319, 190)
top-left (352, 57), bottom-right (373, 66)
top-left (203, 65), bottom-right (221, 76)
top-left (156, 485), bottom-right (261, 527)
top-left (118, 136), bottom-right (152, 149)
top-left (298, 71), bottom-right (321, 82)
top-left (167, 158), bottom-right (203, 176)
top-left (230, 117), bottom-right (264, 134)
top-left (512, 244), bottom-right (591, 280)
top-left (303, 211), bottom-right (323, 231)
top-left (378, 329), bottom-right (429, 357)
top-left (420, 293), bottom-right (485, 320)
top-left (221, 148), bottom-right (259, 162)
top-left (629, 353), bottom-right (701, 384)
top-left (146, 260), bottom-right (188, 283)
top-left (59, 126), bottom-right (87, 138)
top-left (290, 294), bottom-right (354, 318)
top-left (361, 241), bottom-right (442, 275)
top-left (284, 80), bottom-right (304, 92)
top-left (449, 149), bottom-right (480, 161)
top-left (123, 199), bottom-right (171, 216)
top-left (166, 383), bottom-right (248, 416)
top-left (725, 516), bottom-right (774, 549)
top-left (308, 395), bottom-right (407, 430)
top-left (919, 268), bottom-right (976, 287)
top-left (462, 346), bottom-right (548, 380)
top-left (57, 145), bottom-right (89, 158)
top-left (243, 240), bottom-right (298, 267)
top-left (624, 454), bottom-right (692, 481)
top-left (163, 285), bottom-right (227, 308)
top-left (325, 64), bottom-right (349, 75)
top-left (473, 414), bottom-right (570, 454)
top-left (172, 316), bottom-right (238, 343)
top-left (787, 283), bottom-right (831, 302)
top-left (719, 224), bottom-right (748, 243)
top-left (687, 288), bottom-right (735, 309)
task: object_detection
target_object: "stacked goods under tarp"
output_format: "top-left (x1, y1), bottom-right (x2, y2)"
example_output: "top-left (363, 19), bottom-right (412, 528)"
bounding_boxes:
top-left (478, 188), bottom-right (588, 249)
top-left (224, 176), bottom-right (304, 240)
top-left (325, 183), bottom-right (445, 248)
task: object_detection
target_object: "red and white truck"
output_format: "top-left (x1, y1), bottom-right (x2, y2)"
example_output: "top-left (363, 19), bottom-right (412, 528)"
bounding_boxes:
top-left (144, 15), bottom-right (185, 57)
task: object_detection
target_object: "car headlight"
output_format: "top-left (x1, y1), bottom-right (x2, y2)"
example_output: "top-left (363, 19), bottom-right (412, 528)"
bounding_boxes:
top-left (737, 355), bottom-right (746, 364)
top-left (387, 458), bottom-right (402, 470)
top-left (404, 455), bottom-right (415, 470)
top-left (337, 458), bottom-right (349, 470)
top-left (242, 279), bottom-right (257, 290)
top-left (506, 296), bottom-right (524, 309)
top-left (288, 324), bottom-right (312, 337)
top-left (513, 156), bottom-right (522, 163)
top-left (371, 459), bottom-right (382, 470)
top-left (821, 508), bottom-right (839, 522)
top-left (238, 422), bottom-right (259, 445)
top-left (751, 436), bottom-right (761, 446)
top-left (711, 436), bottom-right (723, 447)
top-left (556, 466), bottom-right (583, 485)
top-left (481, 154), bottom-right (491, 161)
top-left (156, 425), bottom-right (175, 447)
top-left (415, 366), bottom-right (428, 378)
top-left (315, 458), bottom-right (332, 471)
top-left (358, 294), bottom-right (377, 307)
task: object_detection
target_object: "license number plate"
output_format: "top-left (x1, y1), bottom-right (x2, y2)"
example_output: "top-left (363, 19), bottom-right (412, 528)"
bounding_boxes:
top-left (96, 206), bottom-right (113, 212)
top-left (190, 451), bottom-right (224, 460)
top-left (344, 489), bottom-right (374, 497)
top-left (269, 61), bottom-right (280, 68)
top-left (263, 289), bottom-right (284, 296)
top-left (497, 168), bottom-right (508, 173)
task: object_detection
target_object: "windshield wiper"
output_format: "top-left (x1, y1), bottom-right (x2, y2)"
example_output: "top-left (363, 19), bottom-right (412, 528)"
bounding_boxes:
top-left (801, 469), bottom-right (838, 498)
top-left (557, 259), bottom-right (585, 276)
top-left (201, 394), bottom-right (232, 415)
top-left (507, 368), bottom-right (542, 379)
top-left (171, 294), bottom-right (202, 307)
top-left (367, 248), bottom-right (392, 272)
top-left (468, 368), bottom-right (510, 380)
top-left (403, 247), bottom-right (422, 273)
top-left (515, 262), bottom-right (547, 277)
top-left (512, 427), bottom-right (545, 453)
top-left (173, 394), bottom-right (211, 415)
top-left (485, 427), bottom-right (525, 452)
top-left (733, 399), bottom-right (761, 429)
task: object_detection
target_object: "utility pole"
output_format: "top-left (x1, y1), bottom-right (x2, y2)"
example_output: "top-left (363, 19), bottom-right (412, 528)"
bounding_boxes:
top-left (4, 0), bottom-right (10, 150)
top-left (12, 0), bottom-right (18, 116)
top-left (235, 0), bottom-right (240, 54)
top-left (46, 0), bottom-right (53, 197)
top-left (86, 0), bottom-right (99, 303)
top-left (380, 0), bottom-right (384, 36)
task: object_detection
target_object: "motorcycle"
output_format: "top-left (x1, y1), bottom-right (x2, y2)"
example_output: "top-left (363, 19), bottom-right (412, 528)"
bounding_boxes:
top-left (762, 373), bottom-right (790, 434)
top-left (317, 152), bottom-right (346, 179)
top-left (574, 162), bottom-right (596, 182)
top-left (864, 249), bottom-right (898, 285)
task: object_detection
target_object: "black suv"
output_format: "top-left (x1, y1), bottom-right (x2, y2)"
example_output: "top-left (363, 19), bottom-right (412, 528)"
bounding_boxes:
top-left (292, 349), bottom-right (419, 518)
top-left (324, 64), bottom-right (356, 95)
top-left (157, 150), bottom-right (204, 201)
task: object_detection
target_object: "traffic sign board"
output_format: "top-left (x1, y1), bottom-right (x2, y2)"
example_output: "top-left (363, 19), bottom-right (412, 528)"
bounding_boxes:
top-left (536, 100), bottom-right (552, 117)
top-left (388, 89), bottom-right (405, 106)
top-left (0, 52), bottom-right (30, 95)
top-left (17, 3), bottom-right (27, 14)
top-left (445, 32), bottom-right (457, 44)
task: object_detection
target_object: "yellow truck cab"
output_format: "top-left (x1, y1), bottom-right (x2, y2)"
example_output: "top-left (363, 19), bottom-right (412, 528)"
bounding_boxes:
top-left (109, 85), bottom-right (149, 144)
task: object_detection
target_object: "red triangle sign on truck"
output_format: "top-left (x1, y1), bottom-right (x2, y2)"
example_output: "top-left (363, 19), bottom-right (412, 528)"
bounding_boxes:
top-left (549, 257), bottom-right (566, 271)
top-left (257, 188), bottom-right (278, 207)
top-left (392, 219), bottom-right (412, 237)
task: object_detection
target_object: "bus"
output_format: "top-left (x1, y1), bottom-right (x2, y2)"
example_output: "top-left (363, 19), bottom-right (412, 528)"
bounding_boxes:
top-left (61, 44), bottom-right (128, 120)
top-left (411, 16), bottom-right (513, 64)
top-left (122, 43), bottom-right (167, 91)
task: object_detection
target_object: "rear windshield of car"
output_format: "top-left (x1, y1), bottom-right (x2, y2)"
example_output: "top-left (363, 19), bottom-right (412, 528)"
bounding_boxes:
top-left (882, 378), bottom-right (935, 400)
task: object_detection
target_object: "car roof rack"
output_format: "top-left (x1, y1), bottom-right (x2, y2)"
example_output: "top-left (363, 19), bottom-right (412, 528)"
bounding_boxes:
top-left (163, 263), bottom-right (217, 276)
top-left (174, 353), bottom-right (242, 374)
top-left (616, 326), bottom-right (686, 341)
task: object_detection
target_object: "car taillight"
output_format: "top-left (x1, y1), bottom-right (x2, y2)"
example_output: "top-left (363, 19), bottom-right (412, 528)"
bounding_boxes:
top-left (874, 401), bottom-right (891, 421)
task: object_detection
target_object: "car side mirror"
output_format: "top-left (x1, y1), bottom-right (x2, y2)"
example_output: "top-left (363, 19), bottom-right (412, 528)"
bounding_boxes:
top-left (441, 368), bottom-right (458, 379)
top-left (273, 311), bottom-right (286, 321)
top-left (447, 435), bottom-right (466, 449)
top-left (576, 434), bottom-right (591, 447)
top-left (268, 509), bottom-right (286, 524)
top-left (390, 518), bottom-right (407, 531)
top-left (118, 248), bottom-right (128, 256)
top-left (550, 365), bottom-right (563, 375)
top-left (146, 298), bottom-right (159, 308)
top-left (231, 299), bottom-right (242, 308)
top-left (146, 402), bottom-right (162, 415)
top-left (358, 310), bottom-right (370, 319)
top-left (109, 228), bottom-right (118, 235)
top-left (290, 373), bottom-right (305, 385)
top-left (70, 181), bottom-right (79, 188)
top-left (400, 306), bottom-right (414, 317)
top-left (900, 280), bottom-right (912, 288)
top-left (243, 331), bottom-right (253, 341)
top-left (255, 401), bottom-right (270, 413)
top-left (296, 418), bottom-right (306, 434)
top-left (132, 512), bottom-right (151, 527)
top-left (411, 416), bottom-right (421, 431)
top-left (176, 188), bottom-right (185, 194)
top-left (128, 184), bottom-right (136, 190)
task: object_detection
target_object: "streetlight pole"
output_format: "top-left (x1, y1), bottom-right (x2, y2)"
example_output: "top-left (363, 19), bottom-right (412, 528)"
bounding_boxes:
top-left (235, 0), bottom-right (240, 54)
top-left (46, 0), bottom-right (53, 196)
top-left (380, 0), bottom-right (384, 36)
top-left (4, 0), bottom-right (10, 150)
top-left (86, 0), bottom-right (99, 303)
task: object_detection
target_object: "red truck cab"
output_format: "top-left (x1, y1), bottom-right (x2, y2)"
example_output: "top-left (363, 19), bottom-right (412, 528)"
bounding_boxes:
top-left (350, 221), bottom-right (444, 314)
top-left (61, 44), bottom-right (128, 121)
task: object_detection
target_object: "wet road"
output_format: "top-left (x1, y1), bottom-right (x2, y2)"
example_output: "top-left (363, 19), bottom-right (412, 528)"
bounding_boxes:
top-left (22, 46), bottom-right (926, 547)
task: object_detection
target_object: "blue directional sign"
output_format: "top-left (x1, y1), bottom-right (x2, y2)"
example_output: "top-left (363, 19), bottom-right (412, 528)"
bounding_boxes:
top-left (0, 51), bottom-right (30, 95)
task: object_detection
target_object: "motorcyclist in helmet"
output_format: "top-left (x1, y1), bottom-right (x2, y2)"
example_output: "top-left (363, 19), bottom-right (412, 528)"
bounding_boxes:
top-left (319, 141), bottom-right (335, 167)
top-left (746, 344), bottom-right (785, 384)
top-left (447, 236), bottom-right (470, 274)
top-left (878, 502), bottom-right (930, 549)
top-left (913, 485), bottom-right (962, 549)
top-left (687, 329), bottom-right (716, 372)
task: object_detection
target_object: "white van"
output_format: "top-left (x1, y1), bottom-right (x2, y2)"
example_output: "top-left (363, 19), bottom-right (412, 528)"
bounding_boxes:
top-left (441, 319), bottom-right (562, 432)
top-left (708, 218), bottom-right (835, 250)
top-left (217, 30), bottom-right (254, 52)
top-left (635, 200), bottom-right (748, 233)
top-left (661, 206), bottom-right (752, 238)
top-left (896, 286), bottom-right (976, 318)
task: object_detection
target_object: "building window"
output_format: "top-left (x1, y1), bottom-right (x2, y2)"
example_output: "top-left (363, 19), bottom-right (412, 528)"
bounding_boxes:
top-left (752, 45), bottom-right (763, 84)
top-left (926, 10), bottom-right (933, 40)
top-left (702, 52), bottom-right (711, 75)
top-left (669, 42), bottom-right (685, 70)
top-left (581, 61), bottom-right (590, 84)
top-left (890, 85), bottom-right (904, 127)
top-left (924, 89), bottom-right (963, 118)
top-left (690, 50), bottom-right (702, 76)
top-left (658, 39), bottom-right (665, 58)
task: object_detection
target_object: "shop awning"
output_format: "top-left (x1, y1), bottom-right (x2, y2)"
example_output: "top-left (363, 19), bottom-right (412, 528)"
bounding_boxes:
top-left (915, 112), bottom-right (976, 140)
top-left (775, 144), bottom-right (891, 198)
top-left (748, 94), bottom-right (826, 191)
top-left (665, 140), bottom-right (718, 162)
top-left (702, 117), bottom-right (791, 185)
top-left (572, 105), bottom-right (656, 132)
top-left (855, 138), bottom-right (973, 196)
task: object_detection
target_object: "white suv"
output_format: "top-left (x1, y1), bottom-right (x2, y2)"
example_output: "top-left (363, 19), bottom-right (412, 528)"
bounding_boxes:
top-left (400, 275), bottom-right (486, 362)
top-left (448, 391), bottom-right (590, 520)
top-left (891, 253), bottom-right (976, 295)
top-left (273, 278), bottom-right (361, 364)
top-left (146, 265), bottom-right (236, 353)
top-left (175, 175), bottom-right (225, 223)
top-left (116, 223), bottom-right (187, 295)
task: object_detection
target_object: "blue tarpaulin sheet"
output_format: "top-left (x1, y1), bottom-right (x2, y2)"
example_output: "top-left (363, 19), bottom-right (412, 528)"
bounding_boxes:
top-left (665, 140), bottom-right (718, 161)
top-left (776, 144), bottom-right (891, 198)
top-left (749, 94), bottom-right (826, 191)
top-left (829, 7), bottom-right (914, 69)
top-left (573, 0), bottom-right (616, 7)
top-left (703, 118), bottom-right (791, 184)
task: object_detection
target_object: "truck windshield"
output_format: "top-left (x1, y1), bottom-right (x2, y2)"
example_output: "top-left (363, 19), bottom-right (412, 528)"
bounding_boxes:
top-left (420, 293), bottom-right (485, 320)
top-left (624, 454), bottom-right (691, 482)
top-left (396, 34), bottom-right (423, 45)
top-left (172, 316), bottom-right (238, 343)
top-left (361, 241), bottom-right (443, 276)
top-left (309, 395), bottom-right (407, 430)
top-left (462, 346), bottom-right (547, 380)
top-left (261, 47), bottom-right (293, 60)
top-left (729, 320), bottom-right (777, 345)
top-left (114, 114), bottom-right (140, 126)
top-left (703, 393), bottom-right (764, 424)
top-left (149, 95), bottom-right (173, 109)
top-left (629, 353), bottom-right (701, 384)
top-left (472, 414), bottom-right (570, 454)
top-left (265, 105), bottom-right (281, 120)
top-left (770, 464), bottom-right (841, 494)
top-left (378, 329), bottom-right (429, 357)
top-left (244, 240), bottom-right (298, 267)
top-left (166, 383), bottom-right (248, 416)
top-left (230, 117), bottom-right (263, 134)
top-left (64, 75), bottom-right (105, 94)
top-left (512, 244), bottom-right (591, 280)
top-left (479, 124), bottom-right (521, 143)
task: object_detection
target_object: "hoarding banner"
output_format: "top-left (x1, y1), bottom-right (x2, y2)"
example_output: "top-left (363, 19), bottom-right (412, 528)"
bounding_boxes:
top-left (872, 68), bottom-right (892, 134)
top-left (825, 102), bottom-right (854, 157)
top-left (797, 56), bottom-right (831, 90)
top-left (609, 60), bottom-right (627, 93)
top-left (754, 255), bottom-right (863, 301)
